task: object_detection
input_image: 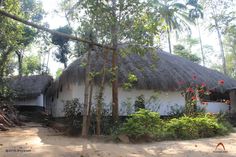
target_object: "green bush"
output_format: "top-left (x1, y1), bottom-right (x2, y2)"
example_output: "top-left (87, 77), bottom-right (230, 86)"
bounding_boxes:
top-left (119, 109), bottom-right (163, 140)
top-left (164, 114), bottom-right (231, 140)
top-left (117, 109), bottom-right (232, 142)
top-left (63, 98), bottom-right (82, 135)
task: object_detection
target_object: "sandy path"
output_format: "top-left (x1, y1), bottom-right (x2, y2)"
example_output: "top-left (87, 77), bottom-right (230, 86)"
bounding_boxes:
top-left (0, 123), bottom-right (236, 157)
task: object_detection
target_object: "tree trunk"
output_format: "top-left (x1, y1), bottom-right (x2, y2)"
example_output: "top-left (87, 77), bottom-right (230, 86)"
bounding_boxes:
top-left (86, 80), bottom-right (93, 133)
top-left (96, 49), bottom-right (108, 135)
top-left (215, 19), bottom-right (227, 75)
top-left (81, 43), bottom-right (92, 138)
top-left (16, 50), bottom-right (23, 77)
top-left (0, 10), bottom-right (113, 50)
top-left (197, 20), bottom-right (205, 66)
top-left (111, 0), bottom-right (119, 122)
top-left (63, 62), bottom-right (67, 69)
top-left (167, 28), bottom-right (172, 54)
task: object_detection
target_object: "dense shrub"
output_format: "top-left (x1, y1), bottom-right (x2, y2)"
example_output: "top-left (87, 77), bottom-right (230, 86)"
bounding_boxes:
top-left (118, 109), bottom-right (232, 142)
top-left (119, 109), bottom-right (163, 140)
top-left (165, 114), bottom-right (230, 140)
top-left (63, 98), bottom-right (82, 135)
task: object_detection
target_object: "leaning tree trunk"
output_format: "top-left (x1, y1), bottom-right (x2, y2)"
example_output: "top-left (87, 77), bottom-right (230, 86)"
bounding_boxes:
top-left (0, 10), bottom-right (113, 50)
top-left (111, 0), bottom-right (119, 122)
top-left (197, 19), bottom-right (205, 66)
top-left (96, 48), bottom-right (108, 135)
top-left (214, 19), bottom-right (227, 75)
top-left (81, 43), bottom-right (92, 138)
top-left (167, 27), bottom-right (172, 54)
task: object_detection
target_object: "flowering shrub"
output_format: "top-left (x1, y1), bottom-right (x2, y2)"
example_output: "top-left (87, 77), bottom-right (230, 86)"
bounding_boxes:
top-left (179, 74), bottom-right (227, 115)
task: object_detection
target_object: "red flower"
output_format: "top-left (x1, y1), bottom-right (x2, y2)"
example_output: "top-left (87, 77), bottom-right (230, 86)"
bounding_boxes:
top-left (201, 83), bottom-right (206, 87)
top-left (186, 87), bottom-right (194, 93)
top-left (218, 80), bottom-right (224, 85)
top-left (191, 96), bottom-right (197, 100)
top-left (198, 89), bottom-right (204, 94)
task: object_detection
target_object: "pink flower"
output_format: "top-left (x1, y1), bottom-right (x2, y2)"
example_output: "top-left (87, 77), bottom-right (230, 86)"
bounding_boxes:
top-left (218, 80), bottom-right (224, 85)
top-left (186, 87), bottom-right (194, 93)
top-left (198, 89), bottom-right (204, 94)
top-left (201, 83), bottom-right (206, 87)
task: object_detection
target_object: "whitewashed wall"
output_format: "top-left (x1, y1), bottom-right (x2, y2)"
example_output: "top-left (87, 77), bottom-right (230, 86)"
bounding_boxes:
top-left (15, 94), bottom-right (44, 107)
top-left (197, 102), bottom-right (229, 113)
top-left (51, 82), bottom-right (185, 117)
top-left (49, 82), bottom-right (230, 117)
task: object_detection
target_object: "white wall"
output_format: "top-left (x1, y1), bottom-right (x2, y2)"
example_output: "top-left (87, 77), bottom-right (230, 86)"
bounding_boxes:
top-left (198, 102), bottom-right (229, 113)
top-left (51, 82), bottom-right (186, 117)
top-left (50, 82), bottom-right (230, 117)
top-left (15, 94), bottom-right (44, 107)
top-left (50, 83), bottom-right (74, 117)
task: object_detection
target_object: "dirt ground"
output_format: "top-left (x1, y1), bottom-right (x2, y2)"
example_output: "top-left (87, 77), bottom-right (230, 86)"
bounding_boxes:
top-left (0, 123), bottom-right (236, 157)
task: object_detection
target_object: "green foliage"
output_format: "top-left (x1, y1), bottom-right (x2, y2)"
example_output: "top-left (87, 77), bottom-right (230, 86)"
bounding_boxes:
top-left (51, 25), bottom-right (72, 68)
top-left (118, 109), bottom-right (232, 142)
top-left (22, 55), bottom-right (41, 76)
top-left (122, 73), bottom-right (138, 90)
top-left (56, 68), bottom-right (63, 78)
top-left (174, 44), bottom-right (201, 63)
top-left (119, 109), bottom-right (162, 140)
top-left (63, 98), bottom-right (83, 134)
top-left (168, 105), bottom-right (206, 118)
top-left (0, 0), bottom-right (24, 77)
top-left (20, 0), bottom-right (45, 22)
top-left (134, 95), bottom-right (145, 111)
top-left (224, 25), bottom-right (236, 78)
top-left (165, 114), bottom-right (230, 139)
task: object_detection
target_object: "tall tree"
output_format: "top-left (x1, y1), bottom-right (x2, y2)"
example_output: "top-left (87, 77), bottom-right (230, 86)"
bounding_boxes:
top-left (51, 25), bottom-right (72, 68)
top-left (15, 0), bottom-right (44, 76)
top-left (0, 0), bottom-right (25, 98)
top-left (15, 26), bottom-right (37, 76)
top-left (224, 25), bottom-right (236, 78)
top-left (202, 0), bottom-right (234, 74)
top-left (60, 0), bottom-right (165, 136)
top-left (0, 0), bottom-right (24, 78)
top-left (152, 0), bottom-right (191, 54)
top-left (173, 44), bottom-right (201, 63)
top-left (187, 0), bottom-right (205, 66)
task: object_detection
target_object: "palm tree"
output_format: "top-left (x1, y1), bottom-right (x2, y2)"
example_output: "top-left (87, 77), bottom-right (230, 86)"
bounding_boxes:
top-left (155, 0), bottom-right (191, 54)
top-left (187, 1), bottom-right (205, 66)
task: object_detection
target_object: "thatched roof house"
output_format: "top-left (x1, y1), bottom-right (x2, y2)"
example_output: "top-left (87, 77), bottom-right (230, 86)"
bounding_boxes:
top-left (49, 49), bottom-right (236, 93)
top-left (8, 75), bottom-right (52, 108)
top-left (46, 48), bottom-right (236, 117)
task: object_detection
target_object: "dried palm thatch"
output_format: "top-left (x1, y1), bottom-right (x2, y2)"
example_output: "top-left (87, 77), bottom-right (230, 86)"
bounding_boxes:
top-left (47, 48), bottom-right (236, 96)
top-left (8, 75), bottom-right (53, 98)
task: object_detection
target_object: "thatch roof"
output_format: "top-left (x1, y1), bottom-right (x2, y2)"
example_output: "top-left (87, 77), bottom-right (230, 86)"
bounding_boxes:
top-left (47, 48), bottom-right (236, 96)
top-left (8, 75), bottom-right (53, 98)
